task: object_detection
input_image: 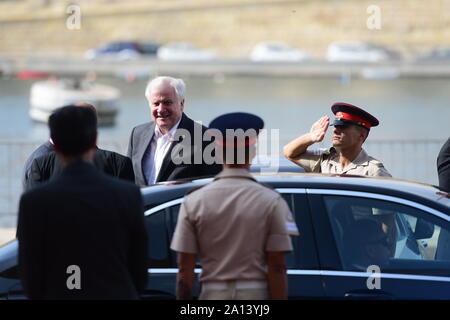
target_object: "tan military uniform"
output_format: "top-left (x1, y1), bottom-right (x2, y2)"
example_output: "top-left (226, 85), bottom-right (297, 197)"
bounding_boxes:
top-left (170, 167), bottom-right (298, 299)
top-left (296, 147), bottom-right (391, 177)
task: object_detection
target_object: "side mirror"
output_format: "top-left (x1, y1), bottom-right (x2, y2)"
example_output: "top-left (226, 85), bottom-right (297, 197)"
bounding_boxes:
top-left (414, 219), bottom-right (434, 240)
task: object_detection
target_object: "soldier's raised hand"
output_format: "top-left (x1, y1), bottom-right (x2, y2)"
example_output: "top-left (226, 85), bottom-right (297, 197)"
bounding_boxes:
top-left (309, 116), bottom-right (329, 143)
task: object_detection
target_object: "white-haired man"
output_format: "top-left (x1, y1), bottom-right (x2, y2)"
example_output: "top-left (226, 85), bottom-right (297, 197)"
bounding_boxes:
top-left (127, 76), bottom-right (221, 186)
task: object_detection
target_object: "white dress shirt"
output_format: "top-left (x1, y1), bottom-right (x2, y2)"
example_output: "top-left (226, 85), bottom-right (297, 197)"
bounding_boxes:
top-left (144, 120), bottom-right (181, 184)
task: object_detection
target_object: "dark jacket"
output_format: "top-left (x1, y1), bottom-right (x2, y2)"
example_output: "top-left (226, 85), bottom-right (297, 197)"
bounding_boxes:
top-left (26, 148), bottom-right (135, 191)
top-left (437, 137), bottom-right (450, 192)
top-left (127, 113), bottom-right (222, 186)
top-left (22, 141), bottom-right (54, 189)
top-left (17, 160), bottom-right (148, 300)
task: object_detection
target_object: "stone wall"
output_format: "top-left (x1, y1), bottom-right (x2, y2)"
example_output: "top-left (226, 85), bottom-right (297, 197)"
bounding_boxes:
top-left (0, 0), bottom-right (449, 58)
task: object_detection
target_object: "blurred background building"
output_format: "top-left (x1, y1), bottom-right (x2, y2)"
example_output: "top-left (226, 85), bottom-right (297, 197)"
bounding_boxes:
top-left (0, 0), bottom-right (449, 59)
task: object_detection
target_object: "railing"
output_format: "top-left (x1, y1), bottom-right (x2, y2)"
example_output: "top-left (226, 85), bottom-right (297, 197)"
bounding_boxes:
top-left (0, 139), bottom-right (127, 228)
top-left (364, 139), bottom-right (444, 186)
top-left (0, 139), bottom-right (446, 228)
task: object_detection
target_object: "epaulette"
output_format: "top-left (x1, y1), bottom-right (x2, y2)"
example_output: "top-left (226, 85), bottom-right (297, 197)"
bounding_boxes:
top-left (375, 162), bottom-right (385, 168)
top-left (368, 158), bottom-right (385, 168)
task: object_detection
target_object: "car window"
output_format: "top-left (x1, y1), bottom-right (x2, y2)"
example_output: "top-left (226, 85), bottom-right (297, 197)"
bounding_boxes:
top-left (323, 195), bottom-right (450, 277)
top-left (282, 192), bottom-right (319, 270)
top-left (281, 193), bottom-right (296, 268)
top-left (158, 194), bottom-right (306, 270)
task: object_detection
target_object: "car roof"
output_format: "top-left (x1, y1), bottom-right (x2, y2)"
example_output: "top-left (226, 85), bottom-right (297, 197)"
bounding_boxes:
top-left (141, 173), bottom-right (450, 212)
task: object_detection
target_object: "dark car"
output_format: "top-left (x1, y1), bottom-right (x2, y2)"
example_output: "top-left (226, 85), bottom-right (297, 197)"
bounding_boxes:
top-left (1, 173), bottom-right (450, 299)
top-left (415, 47), bottom-right (450, 63)
top-left (84, 41), bottom-right (160, 60)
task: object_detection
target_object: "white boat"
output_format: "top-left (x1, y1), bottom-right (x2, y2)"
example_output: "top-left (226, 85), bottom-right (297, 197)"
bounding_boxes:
top-left (157, 42), bottom-right (216, 61)
top-left (326, 41), bottom-right (401, 63)
top-left (361, 67), bottom-right (400, 80)
top-left (29, 79), bottom-right (120, 126)
top-left (250, 41), bottom-right (309, 62)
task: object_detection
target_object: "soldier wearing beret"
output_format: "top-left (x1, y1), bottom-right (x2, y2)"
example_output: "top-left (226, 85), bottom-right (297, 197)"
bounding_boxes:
top-left (283, 102), bottom-right (391, 177)
top-left (171, 112), bottom-right (298, 300)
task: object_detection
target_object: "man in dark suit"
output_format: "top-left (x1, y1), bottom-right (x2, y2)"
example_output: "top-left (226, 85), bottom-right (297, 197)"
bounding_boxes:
top-left (23, 102), bottom-right (134, 191)
top-left (127, 76), bottom-right (221, 186)
top-left (438, 137), bottom-right (450, 192)
top-left (436, 137), bottom-right (450, 260)
top-left (22, 101), bottom-right (93, 189)
top-left (17, 105), bottom-right (148, 300)
top-left (22, 139), bottom-right (53, 189)
top-left (25, 146), bottom-right (134, 191)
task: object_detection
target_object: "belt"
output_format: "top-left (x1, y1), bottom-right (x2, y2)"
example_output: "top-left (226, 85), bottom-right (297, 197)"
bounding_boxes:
top-left (202, 280), bottom-right (267, 290)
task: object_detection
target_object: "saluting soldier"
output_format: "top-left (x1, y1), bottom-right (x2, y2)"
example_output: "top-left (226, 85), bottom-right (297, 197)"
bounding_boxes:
top-left (171, 112), bottom-right (298, 300)
top-left (283, 102), bottom-right (391, 177)
top-left (284, 103), bottom-right (396, 257)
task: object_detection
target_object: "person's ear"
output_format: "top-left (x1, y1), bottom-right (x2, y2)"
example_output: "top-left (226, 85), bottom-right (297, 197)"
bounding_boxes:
top-left (359, 129), bottom-right (368, 143)
top-left (180, 99), bottom-right (185, 111)
top-left (92, 132), bottom-right (98, 148)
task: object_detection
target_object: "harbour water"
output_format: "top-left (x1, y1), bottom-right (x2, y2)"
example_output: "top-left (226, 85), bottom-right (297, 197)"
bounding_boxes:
top-left (1, 74), bottom-right (449, 226)
top-left (2, 75), bottom-right (450, 141)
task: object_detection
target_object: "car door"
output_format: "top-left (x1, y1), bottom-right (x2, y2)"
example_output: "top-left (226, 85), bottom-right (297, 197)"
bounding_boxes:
top-left (0, 241), bottom-right (24, 300)
top-left (308, 189), bottom-right (450, 299)
top-left (145, 189), bottom-right (325, 299)
top-left (143, 199), bottom-right (195, 299)
top-left (276, 189), bottom-right (325, 299)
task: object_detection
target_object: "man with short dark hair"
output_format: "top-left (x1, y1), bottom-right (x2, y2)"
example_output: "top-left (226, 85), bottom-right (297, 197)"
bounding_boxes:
top-left (23, 102), bottom-right (134, 191)
top-left (436, 138), bottom-right (450, 260)
top-left (22, 139), bottom-right (53, 189)
top-left (284, 103), bottom-right (395, 255)
top-left (283, 102), bottom-right (391, 177)
top-left (17, 105), bottom-right (148, 300)
top-left (437, 137), bottom-right (450, 193)
top-left (344, 219), bottom-right (391, 269)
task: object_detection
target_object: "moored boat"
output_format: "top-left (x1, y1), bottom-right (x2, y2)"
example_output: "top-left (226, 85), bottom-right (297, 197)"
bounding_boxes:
top-left (29, 79), bottom-right (120, 126)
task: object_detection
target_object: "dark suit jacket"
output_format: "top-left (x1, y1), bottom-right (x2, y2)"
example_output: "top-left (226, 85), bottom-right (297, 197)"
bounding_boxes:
top-left (26, 148), bottom-right (135, 191)
top-left (438, 137), bottom-right (450, 192)
top-left (127, 113), bottom-right (222, 186)
top-left (22, 141), bottom-right (54, 189)
top-left (17, 160), bottom-right (148, 300)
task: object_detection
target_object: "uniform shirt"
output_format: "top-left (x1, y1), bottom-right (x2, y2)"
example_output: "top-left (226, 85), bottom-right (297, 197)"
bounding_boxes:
top-left (143, 120), bottom-right (180, 184)
top-left (171, 168), bottom-right (297, 283)
top-left (296, 147), bottom-right (391, 177)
